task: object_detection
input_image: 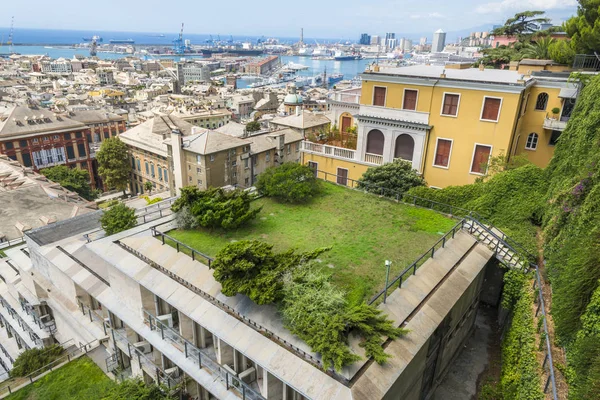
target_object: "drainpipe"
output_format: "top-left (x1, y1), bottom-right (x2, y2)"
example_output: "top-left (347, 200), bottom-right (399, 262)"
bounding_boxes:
top-left (420, 79), bottom-right (439, 179)
top-left (250, 153), bottom-right (255, 186)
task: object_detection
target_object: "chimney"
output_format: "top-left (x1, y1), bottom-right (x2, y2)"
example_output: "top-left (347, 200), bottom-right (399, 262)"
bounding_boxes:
top-left (170, 129), bottom-right (185, 195)
top-left (440, 69), bottom-right (446, 79)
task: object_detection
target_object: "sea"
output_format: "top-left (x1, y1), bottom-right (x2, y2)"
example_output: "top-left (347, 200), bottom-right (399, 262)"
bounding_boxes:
top-left (3, 28), bottom-right (373, 88)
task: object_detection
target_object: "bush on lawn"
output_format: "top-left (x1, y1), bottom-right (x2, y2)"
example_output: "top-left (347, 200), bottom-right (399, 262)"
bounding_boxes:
top-left (256, 163), bottom-right (320, 203)
top-left (358, 159), bottom-right (425, 195)
top-left (11, 344), bottom-right (63, 377)
top-left (100, 203), bottom-right (137, 236)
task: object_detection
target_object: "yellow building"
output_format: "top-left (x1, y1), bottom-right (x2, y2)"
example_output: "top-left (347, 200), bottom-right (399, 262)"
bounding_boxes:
top-left (304, 63), bottom-right (578, 188)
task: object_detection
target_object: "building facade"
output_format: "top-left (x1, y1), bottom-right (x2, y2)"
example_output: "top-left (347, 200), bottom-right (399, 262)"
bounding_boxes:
top-left (0, 106), bottom-right (125, 189)
top-left (303, 63), bottom-right (578, 188)
top-left (432, 29), bottom-right (446, 52)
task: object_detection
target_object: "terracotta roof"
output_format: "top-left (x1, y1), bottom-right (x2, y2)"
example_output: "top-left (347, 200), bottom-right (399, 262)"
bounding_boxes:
top-left (0, 105), bottom-right (86, 139)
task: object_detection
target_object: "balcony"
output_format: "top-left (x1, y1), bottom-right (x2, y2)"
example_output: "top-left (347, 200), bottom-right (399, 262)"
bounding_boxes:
top-left (359, 104), bottom-right (430, 126)
top-left (302, 141), bottom-right (357, 161)
top-left (543, 117), bottom-right (568, 131)
top-left (364, 153), bottom-right (384, 165)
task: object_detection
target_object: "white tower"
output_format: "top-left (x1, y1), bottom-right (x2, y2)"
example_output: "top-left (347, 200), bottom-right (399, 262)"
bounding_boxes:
top-left (432, 29), bottom-right (446, 53)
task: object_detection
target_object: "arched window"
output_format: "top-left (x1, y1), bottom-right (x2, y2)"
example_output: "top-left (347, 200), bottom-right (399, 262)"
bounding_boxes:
top-left (366, 129), bottom-right (384, 155)
top-left (394, 134), bottom-right (415, 161)
top-left (535, 93), bottom-right (549, 111)
top-left (525, 132), bottom-right (538, 150)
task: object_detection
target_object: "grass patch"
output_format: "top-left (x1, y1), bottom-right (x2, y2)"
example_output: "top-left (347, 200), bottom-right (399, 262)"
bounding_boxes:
top-left (4, 356), bottom-right (115, 400)
top-left (168, 183), bottom-right (455, 301)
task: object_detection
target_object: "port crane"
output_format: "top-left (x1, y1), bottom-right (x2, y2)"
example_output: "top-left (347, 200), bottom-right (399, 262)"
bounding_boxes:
top-left (173, 23), bottom-right (186, 55)
top-left (6, 16), bottom-right (15, 53)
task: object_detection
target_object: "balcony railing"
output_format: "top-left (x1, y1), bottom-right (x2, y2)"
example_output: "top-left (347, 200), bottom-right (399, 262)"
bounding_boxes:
top-left (76, 297), bottom-right (108, 336)
top-left (301, 141), bottom-right (357, 161)
top-left (0, 296), bottom-right (42, 347)
top-left (543, 117), bottom-right (568, 131)
top-left (364, 152), bottom-right (384, 165)
top-left (104, 320), bottom-right (182, 389)
top-left (144, 310), bottom-right (265, 400)
top-left (19, 299), bottom-right (56, 335)
top-left (573, 54), bottom-right (600, 70)
top-left (359, 104), bottom-right (430, 125)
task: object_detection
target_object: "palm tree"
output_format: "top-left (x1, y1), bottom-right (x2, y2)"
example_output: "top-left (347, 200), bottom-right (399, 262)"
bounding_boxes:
top-left (521, 37), bottom-right (555, 60)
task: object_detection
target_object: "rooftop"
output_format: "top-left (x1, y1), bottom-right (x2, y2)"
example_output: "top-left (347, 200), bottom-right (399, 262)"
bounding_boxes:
top-left (0, 105), bottom-right (86, 139)
top-left (180, 128), bottom-right (249, 155)
top-left (271, 110), bottom-right (331, 130)
top-left (363, 64), bottom-right (534, 85)
top-left (119, 115), bottom-right (195, 156)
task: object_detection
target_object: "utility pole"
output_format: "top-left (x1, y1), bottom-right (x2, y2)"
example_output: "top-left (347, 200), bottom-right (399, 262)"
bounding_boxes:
top-left (383, 260), bottom-right (391, 303)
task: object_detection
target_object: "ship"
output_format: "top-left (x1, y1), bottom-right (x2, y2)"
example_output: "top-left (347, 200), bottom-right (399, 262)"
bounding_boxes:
top-left (82, 37), bottom-right (103, 42)
top-left (147, 34), bottom-right (166, 38)
top-left (109, 39), bottom-right (135, 44)
top-left (334, 50), bottom-right (359, 61)
top-left (328, 73), bottom-right (344, 84)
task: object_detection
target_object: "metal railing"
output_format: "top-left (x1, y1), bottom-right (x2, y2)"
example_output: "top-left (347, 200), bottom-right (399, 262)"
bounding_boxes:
top-left (75, 297), bottom-right (108, 336)
top-left (0, 295), bottom-right (42, 347)
top-left (150, 228), bottom-right (213, 267)
top-left (18, 298), bottom-right (56, 335)
top-left (573, 54), bottom-right (600, 70)
top-left (0, 339), bottom-right (100, 396)
top-left (0, 237), bottom-right (25, 252)
top-left (0, 341), bottom-right (14, 364)
top-left (116, 240), bottom-right (327, 374)
top-left (368, 219), bottom-right (466, 305)
top-left (104, 320), bottom-right (181, 389)
top-left (144, 310), bottom-right (265, 400)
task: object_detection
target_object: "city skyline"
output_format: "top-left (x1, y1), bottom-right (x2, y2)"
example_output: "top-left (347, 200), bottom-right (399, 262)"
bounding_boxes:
top-left (1, 0), bottom-right (578, 40)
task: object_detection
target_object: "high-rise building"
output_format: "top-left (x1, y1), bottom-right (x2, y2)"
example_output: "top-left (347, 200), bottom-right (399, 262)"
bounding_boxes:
top-left (403, 39), bottom-right (413, 52)
top-left (432, 29), bottom-right (446, 52)
top-left (420, 37), bottom-right (427, 46)
top-left (371, 35), bottom-right (380, 45)
top-left (359, 33), bottom-right (371, 45)
top-left (385, 32), bottom-right (395, 49)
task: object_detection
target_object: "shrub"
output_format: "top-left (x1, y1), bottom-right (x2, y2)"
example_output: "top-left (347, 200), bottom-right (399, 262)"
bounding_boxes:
top-left (211, 240), bottom-right (328, 305)
top-left (171, 187), bottom-right (260, 230)
top-left (102, 378), bottom-right (175, 400)
top-left (100, 203), bottom-right (137, 236)
top-left (245, 120), bottom-right (261, 132)
top-left (358, 159), bottom-right (425, 195)
top-left (255, 163), bottom-right (320, 203)
top-left (143, 196), bottom-right (163, 205)
top-left (11, 344), bottom-right (63, 377)
top-left (41, 165), bottom-right (96, 200)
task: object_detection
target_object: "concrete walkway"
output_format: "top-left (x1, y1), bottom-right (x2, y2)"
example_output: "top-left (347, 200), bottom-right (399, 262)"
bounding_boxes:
top-left (86, 343), bottom-right (111, 374)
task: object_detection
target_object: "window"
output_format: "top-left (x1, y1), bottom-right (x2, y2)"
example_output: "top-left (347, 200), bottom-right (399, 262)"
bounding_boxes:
top-left (244, 158), bottom-right (249, 169)
top-left (549, 130), bottom-right (562, 146)
top-left (4, 142), bottom-right (13, 150)
top-left (433, 139), bottom-right (452, 168)
top-left (151, 164), bottom-right (155, 177)
top-left (525, 133), bottom-right (538, 150)
top-left (19, 140), bottom-right (27, 148)
top-left (64, 133), bottom-right (71, 140)
top-left (53, 135), bottom-right (59, 141)
top-left (308, 161), bottom-right (318, 177)
top-left (43, 136), bottom-right (49, 142)
top-left (253, 155), bottom-right (258, 166)
top-left (145, 162), bottom-right (149, 174)
top-left (66, 145), bottom-right (75, 159)
top-left (471, 144), bottom-right (492, 174)
top-left (22, 153), bottom-right (32, 167)
top-left (481, 97), bottom-right (502, 122)
top-left (196, 155), bottom-right (202, 164)
top-left (164, 172), bottom-right (168, 183)
top-left (93, 133), bottom-right (100, 142)
top-left (373, 86), bottom-right (386, 106)
top-left (77, 143), bottom-right (86, 157)
top-left (366, 129), bottom-right (384, 155)
top-left (296, 142), bottom-right (300, 152)
top-left (136, 159), bottom-right (141, 171)
top-left (245, 177), bottom-right (250, 186)
top-left (287, 144), bottom-right (291, 155)
top-left (32, 138), bottom-right (39, 143)
top-left (189, 176), bottom-right (192, 182)
top-left (232, 160), bottom-right (237, 167)
top-left (210, 155), bottom-right (215, 162)
top-left (75, 132), bottom-right (82, 139)
top-left (104, 131), bottom-right (110, 139)
top-left (198, 179), bottom-right (203, 185)
top-left (337, 168), bottom-right (348, 186)
top-left (403, 89), bottom-right (418, 111)
top-left (535, 93), bottom-right (549, 111)
top-left (266, 152), bottom-right (270, 162)
top-left (157, 167), bottom-right (163, 181)
top-left (131, 157), bottom-right (136, 169)
top-left (441, 93), bottom-right (460, 116)
top-left (394, 134), bottom-right (414, 161)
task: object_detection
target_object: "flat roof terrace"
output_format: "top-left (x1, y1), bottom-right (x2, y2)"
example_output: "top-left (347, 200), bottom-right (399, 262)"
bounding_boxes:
top-left (166, 183), bottom-right (456, 303)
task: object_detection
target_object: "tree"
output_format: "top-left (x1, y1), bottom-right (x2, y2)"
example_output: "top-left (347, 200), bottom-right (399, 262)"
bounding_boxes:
top-left (211, 240), bottom-right (328, 305)
top-left (479, 45), bottom-right (523, 68)
top-left (245, 120), bottom-right (261, 132)
top-left (100, 203), bottom-right (137, 235)
top-left (358, 159), bottom-right (425, 195)
top-left (11, 344), bottom-right (63, 377)
top-left (521, 36), bottom-right (555, 59)
top-left (96, 137), bottom-right (130, 195)
top-left (103, 378), bottom-right (176, 400)
top-left (41, 165), bottom-right (96, 200)
top-left (548, 40), bottom-right (576, 65)
top-left (255, 163), bottom-right (320, 203)
top-left (144, 181), bottom-right (154, 194)
top-left (171, 186), bottom-right (260, 230)
top-left (565, 0), bottom-right (600, 54)
top-left (492, 11), bottom-right (550, 38)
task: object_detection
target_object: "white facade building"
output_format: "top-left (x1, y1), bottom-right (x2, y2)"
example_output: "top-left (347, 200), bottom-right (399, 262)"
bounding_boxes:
top-left (432, 29), bottom-right (447, 53)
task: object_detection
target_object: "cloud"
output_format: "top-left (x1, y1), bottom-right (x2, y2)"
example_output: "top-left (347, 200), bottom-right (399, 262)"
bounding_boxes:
top-left (476, 0), bottom-right (577, 14)
top-left (410, 12), bottom-right (445, 20)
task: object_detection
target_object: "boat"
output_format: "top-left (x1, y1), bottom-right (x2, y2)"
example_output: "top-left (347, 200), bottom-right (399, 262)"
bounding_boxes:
top-left (147, 34), bottom-right (165, 38)
top-left (201, 48), bottom-right (263, 56)
top-left (334, 50), bottom-right (359, 61)
top-left (297, 47), bottom-right (313, 56)
top-left (109, 39), bottom-right (135, 44)
top-left (82, 37), bottom-right (103, 42)
top-left (328, 73), bottom-right (344, 84)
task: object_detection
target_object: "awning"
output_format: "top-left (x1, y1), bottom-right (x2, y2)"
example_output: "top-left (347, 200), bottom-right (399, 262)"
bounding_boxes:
top-left (559, 88), bottom-right (578, 99)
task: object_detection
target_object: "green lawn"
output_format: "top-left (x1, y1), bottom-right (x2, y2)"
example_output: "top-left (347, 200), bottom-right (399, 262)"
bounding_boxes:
top-left (168, 183), bottom-right (456, 303)
top-left (4, 356), bottom-right (115, 400)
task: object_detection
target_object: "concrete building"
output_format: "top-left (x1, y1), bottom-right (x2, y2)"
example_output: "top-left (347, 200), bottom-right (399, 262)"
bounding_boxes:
top-left (171, 109), bottom-right (232, 130)
top-left (177, 62), bottom-right (211, 85)
top-left (96, 68), bottom-right (115, 86)
top-left (0, 105), bottom-right (124, 189)
top-left (270, 110), bottom-right (331, 138)
top-left (0, 184), bottom-right (499, 399)
top-left (40, 58), bottom-right (72, 74)
top-left (432, 29), bottom-right (447, 53)
top-left (371, 35), bottom-right (381, 45)
top-left (244, 56), bottom-right (280, 75)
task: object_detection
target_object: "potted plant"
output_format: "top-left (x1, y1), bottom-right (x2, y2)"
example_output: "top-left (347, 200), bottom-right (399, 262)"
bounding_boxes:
top-left (551, 107), bottom-right (561, 119)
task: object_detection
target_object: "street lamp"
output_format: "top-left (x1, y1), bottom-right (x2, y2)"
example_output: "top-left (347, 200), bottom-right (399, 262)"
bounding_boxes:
top-left (384, 260), bottom-right (392, 304)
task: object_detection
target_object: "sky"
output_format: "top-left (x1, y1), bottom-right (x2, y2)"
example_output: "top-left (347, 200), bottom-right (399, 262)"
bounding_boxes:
top-left (1, 0), bottom-right (579, 40)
